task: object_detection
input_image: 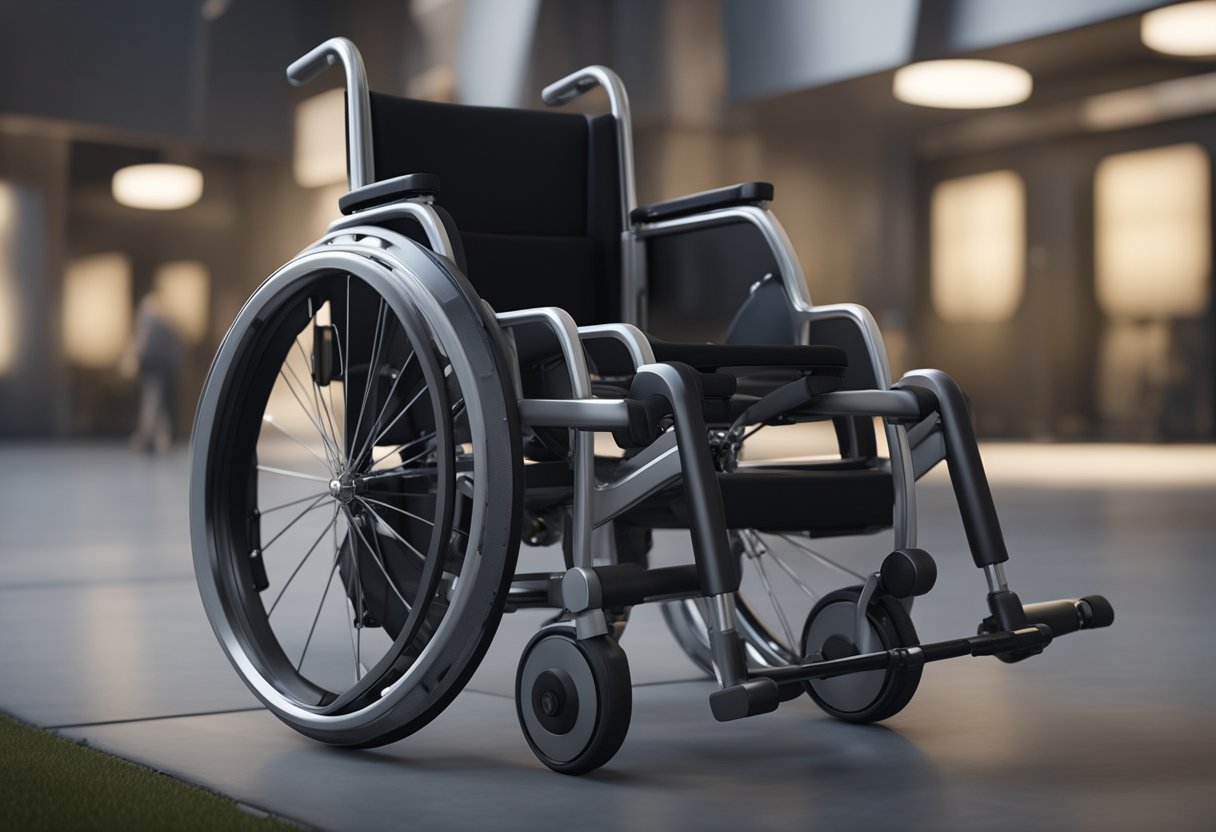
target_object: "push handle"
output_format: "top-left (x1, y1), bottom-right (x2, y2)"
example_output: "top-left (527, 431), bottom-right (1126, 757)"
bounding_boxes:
top-left (286, 37), bottom-right (374, 190)
top-left (541, 65), bottom-right (637, 225)
top-left (541, 70), bottom-right (602, 106)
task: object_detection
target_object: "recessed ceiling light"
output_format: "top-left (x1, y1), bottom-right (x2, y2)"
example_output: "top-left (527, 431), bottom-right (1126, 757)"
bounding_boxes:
top-left (893, 59), bottom-right (1033, 109)
top-left (1141, 1), bottom-right (1216, 57)
top-left (112, 163), bottom-right (204, 210)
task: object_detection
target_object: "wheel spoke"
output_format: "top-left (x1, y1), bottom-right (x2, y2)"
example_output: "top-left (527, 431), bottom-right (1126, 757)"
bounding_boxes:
top-left (759, 542), bottom-right (821, 602)
top-left (257, 464), bottom-right (331, 483)
top-left (260, 491), bottom-right (329, 515)
top-left (358, 496), bottom-right (433, 527)
top-left (297, 551), bottom-right (342, 673)
top-left (366, 495), bottom-right (467, 541)
top-left (262, 494), bottom-right (330, 552)
top-left (369, 430), bottom-right (437, 470)
top-left (358, 382), bottom-right (431, 470)
top-left (335, 511), bottom-right (364, 682)
top-left (341, 506), bottom-right (414, 610)
top-left (744, 533), bottom-right (799, 653)
top-left (294, 328), bottom-right (345, 469)
top-left (773, 533), bottom-right (865, 582)
top-left (278, 362), bottom-right (341, 470)
top-left (328, 322), bottom-right (346, 461)
top-left (261, 415), bottom-right (331, 469)
top-left (359, 463), bottom-right (438, 486)
top-left (268, 508), bottom-right (339, 616)
top-left (343, 276), bottom-right (351, 460)
top-left (359, 502), bottom-right (429, 564)
top-left (350, 299), bottom-right (387, 468)
top-left (350, 350), bottom-right (416, 468)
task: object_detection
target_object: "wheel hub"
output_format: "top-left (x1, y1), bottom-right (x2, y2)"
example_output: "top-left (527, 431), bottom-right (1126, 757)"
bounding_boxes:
top-left (531, 669), bottom-right (579, 735)
top-left (329, 476), bottom-right (358, 504)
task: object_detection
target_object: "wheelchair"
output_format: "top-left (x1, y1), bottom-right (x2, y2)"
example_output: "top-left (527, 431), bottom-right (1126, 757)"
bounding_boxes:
top-left (190, 38), bottom-right (1113, 776)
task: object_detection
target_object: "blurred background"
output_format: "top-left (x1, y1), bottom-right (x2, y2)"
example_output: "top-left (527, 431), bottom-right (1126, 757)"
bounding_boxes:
top-left (0, 0), bottom-right (1213, 445)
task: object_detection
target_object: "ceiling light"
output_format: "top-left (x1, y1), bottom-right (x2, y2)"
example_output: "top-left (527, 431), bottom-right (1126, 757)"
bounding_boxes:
top-left (893, 60), bottom-right (1032, 109)
top-left (1141, 1), bottom-right (1216, 57)
top-left (112, 163), bottom-right (204, 210)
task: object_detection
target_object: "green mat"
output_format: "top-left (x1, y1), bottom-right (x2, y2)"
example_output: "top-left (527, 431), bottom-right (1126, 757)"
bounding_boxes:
top-left (0, 714), bottom-right (302, 831)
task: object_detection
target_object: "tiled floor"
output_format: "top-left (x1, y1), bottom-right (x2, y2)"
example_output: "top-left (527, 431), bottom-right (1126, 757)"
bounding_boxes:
top-left (2, 442), bottom-right (1215, 831)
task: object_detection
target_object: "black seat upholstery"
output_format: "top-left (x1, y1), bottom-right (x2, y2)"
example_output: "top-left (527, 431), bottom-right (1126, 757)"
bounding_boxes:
top-left (368, 93), bottom-right (623, 325)
top-left (623, 466), bottom-right (893, 535)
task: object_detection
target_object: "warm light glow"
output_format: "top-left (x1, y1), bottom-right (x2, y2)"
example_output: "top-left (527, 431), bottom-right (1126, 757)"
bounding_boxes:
top-left (153, 260), bottom-right (210, 344)
top-left (0, 182), bottom-right (17, 375)
top-left (63, 252), bottom-right (132, 368)
top-left (294, 88), bottom-right (347, 188)
top-left (1141, 1), bottom-right (1216, 57)
top-left (1095, 143), bottom-right (1210, 318)
top-left (893, 60), bottom-right (1032, 109)
top-left (931, 170), bottom-right (1025, 323)
top-left (112, 164), bottom-right (204, 210)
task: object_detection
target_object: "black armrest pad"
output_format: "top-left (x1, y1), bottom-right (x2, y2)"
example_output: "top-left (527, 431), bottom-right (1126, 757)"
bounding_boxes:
top-left (630, 181), bottom-right (774, 224)
top-left (339, 173), bottom-right (441, 215)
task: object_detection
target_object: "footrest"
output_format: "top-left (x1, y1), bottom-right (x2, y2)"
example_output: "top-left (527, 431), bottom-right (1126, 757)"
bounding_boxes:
top-left (709, 679), bottom-right (780, 722)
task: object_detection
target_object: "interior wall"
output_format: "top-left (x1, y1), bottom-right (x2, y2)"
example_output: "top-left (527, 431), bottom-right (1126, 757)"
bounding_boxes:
top-left (0, 132), bottom-right (70, 437)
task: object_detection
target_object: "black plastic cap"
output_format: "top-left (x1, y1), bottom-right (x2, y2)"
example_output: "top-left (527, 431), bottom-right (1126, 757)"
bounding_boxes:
top-left (709, 679), bottom-right (781, 722)
top-left (1080, 595), bottom-right (1115, 629)
top-left (880, 548), bottom-right (938, 599)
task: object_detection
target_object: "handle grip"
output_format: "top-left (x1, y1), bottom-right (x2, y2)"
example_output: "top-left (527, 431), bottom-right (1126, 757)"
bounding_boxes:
top-left (287, 37), bottom-right (356, 86)
top-left (541, 70), bottom-right (603, 106)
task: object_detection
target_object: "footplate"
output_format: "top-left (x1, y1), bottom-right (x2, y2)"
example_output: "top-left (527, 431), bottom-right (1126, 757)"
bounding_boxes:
top-left (708, 624), bottom-right (1053, 722)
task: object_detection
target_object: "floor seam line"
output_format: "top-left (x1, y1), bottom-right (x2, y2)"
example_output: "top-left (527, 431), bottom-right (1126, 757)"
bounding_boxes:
top-left (46, 705), bottom-right (267, 730)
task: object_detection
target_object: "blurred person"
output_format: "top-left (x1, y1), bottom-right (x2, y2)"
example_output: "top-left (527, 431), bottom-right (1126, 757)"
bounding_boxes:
top-left (123, 292), bottom-right (184, 454)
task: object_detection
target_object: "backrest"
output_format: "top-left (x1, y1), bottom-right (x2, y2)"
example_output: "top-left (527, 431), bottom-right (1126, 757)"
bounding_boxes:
top-left (367, 92), bottom-right (623, 325)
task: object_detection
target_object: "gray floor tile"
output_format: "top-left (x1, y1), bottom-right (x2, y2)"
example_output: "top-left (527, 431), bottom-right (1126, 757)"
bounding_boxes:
top-left (64, 677), bottom-right (1216, 832)
top-left (4, 442), bottom-right (1216, 831)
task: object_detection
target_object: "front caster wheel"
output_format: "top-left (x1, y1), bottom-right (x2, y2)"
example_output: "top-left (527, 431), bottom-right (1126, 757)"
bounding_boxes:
top-left (801, 587), bottom-right (922, 723)
top-left (515, 626), bottom-right (632, 775)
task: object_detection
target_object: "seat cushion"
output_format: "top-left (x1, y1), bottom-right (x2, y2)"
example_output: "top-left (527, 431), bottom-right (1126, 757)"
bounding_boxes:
top-left (623, 466), bottom-right (893, 535)
top-left (648, 339), bottom-right (848, 373)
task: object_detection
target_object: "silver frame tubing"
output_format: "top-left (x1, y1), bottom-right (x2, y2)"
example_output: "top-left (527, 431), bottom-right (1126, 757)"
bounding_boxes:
top-left (633, 205), bottom-right (917, 552)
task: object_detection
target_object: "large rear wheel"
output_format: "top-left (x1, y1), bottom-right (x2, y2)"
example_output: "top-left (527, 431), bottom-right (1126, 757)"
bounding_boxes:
top-left (191, 236), bottom-right (521, 746)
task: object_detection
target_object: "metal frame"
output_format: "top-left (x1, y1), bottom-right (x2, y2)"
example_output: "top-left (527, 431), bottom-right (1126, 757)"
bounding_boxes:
top-left (542, 66), bottom-right (637, 229)
top-left (287, 37), bottom-right (374, 190)
top-left (326, 200), bottom-right (455, 259)
top-left (631, 204), bottom-right (919, 549)
top-left (188, 39), bottom-right (1117, 770)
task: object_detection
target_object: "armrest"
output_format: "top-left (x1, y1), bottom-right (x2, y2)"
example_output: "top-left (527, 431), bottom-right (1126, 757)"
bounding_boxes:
top-left (495, 307), bottom-right (593, 399)
top-left (339, 172), bottom-right (440, 215)
top-left (630, 181), bottom-right (774, 224)
top-left (578, 324), bottom-right (655, 373)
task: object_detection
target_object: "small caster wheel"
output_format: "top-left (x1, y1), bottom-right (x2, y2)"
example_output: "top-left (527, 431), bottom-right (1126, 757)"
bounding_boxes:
top-left (801, 587), bottom-right (922, 724)
top-left (515, 626), bottom-right (631, 775)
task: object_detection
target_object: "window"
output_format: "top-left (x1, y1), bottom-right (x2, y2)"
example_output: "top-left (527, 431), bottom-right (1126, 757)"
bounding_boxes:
top-left (1094, 143), bottom-right (1210, 319)
top-left (930, 170), bottom-right (1025, 323)
top-left (63, 252), bottom-right (132, 368)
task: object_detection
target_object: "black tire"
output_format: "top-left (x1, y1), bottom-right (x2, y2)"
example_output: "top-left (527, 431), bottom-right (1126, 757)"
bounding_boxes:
top-left (191, 232), bottom-right (522, 747)
top-left (801, 587), bottom-right (921, 723)
top-left (515, 626), bottom-right (632, 775)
